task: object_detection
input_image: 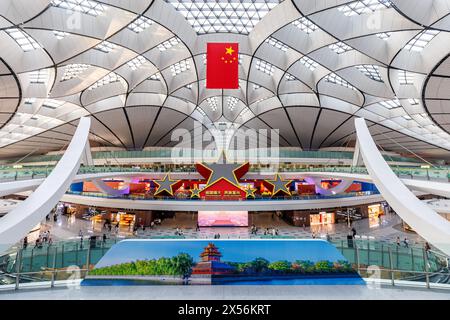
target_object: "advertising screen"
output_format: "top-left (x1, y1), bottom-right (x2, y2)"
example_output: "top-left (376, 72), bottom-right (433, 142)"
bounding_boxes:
top-left (198, 211), bottom-right (248, 227)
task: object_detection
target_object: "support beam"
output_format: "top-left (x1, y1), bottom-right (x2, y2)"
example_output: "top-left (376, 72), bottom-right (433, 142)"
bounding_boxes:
top-left (352, 140), bottom-right (363, 167)
top-left (303, 177), bottom-right (353, 196)
top-left (0, 117), bottom-right (91, 254)
top-left (355, 118), bottom-right (450, 256)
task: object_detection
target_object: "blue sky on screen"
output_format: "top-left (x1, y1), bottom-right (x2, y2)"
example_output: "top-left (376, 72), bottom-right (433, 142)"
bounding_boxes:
top-left (94, 240), bottom-right (348, 268)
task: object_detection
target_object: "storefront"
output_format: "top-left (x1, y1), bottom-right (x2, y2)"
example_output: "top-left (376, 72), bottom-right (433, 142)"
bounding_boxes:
top-left (368, 204), bottom-right (383, 228)
top-left (310, 211), bottom-right (335, 226)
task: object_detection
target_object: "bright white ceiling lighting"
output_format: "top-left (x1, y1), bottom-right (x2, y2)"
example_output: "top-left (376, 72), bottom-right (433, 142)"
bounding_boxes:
top-left (42, 100), bottom-right (65, 109)
top-left (329, 41), bottom-right (353, 54)
top-left (325, 73), bottom-right (356, 90)
top-left (170, 60), bottom-right (191, 76)
top-left (380, 99), bottom-right (401, 109)
top-left (51, 0), bottom-right (105, 16)
top-left (148, 73), bottom-right (161, 80)
top-left (6, 28), bottom-right (41, 52)
top-left (95, 41), bottom-right (116, 53)
top-left (227, 97), bottom-right (238, 111)
top-left (299, 56), bottom-right (318, 71)
top-left (408, 98), bottom-right (419, 105)
top-left (29, 69), bottom-right (49, 84)
top-left (157, 37), bottom-right (180, 51)
top-left (88, 72), bottom-right (126, 90)
top-left (376, 32), bottom-right (391, 40)
top-left (285, 73), bottom-right (297, 81)
top-left (53, 30), bottom-right (69, 39)
top-left (61, 64), bottom-right (89, 81)
top-left (265, 37), bottom-right (288, 52)
top-left (398, 70), bottom-right (414, 85)
top-left (405, 29), bottom-right (440, 52)
top-left (255, 59), bottom-right (275, 76)
top-left (127, 55), bottom-right (147, 71)
top-left (206, 97), bottom-right (219, 111)
top-left (164, 0), bottom-right (281, 34)
top-left (127, 16), bottom-right (153, 33)
top-left (338, 0), bottom-right (392, 16)
top-left (292, 17), bottom-right (318, 34)
top-left (356, 65), bottom-right (383, 82)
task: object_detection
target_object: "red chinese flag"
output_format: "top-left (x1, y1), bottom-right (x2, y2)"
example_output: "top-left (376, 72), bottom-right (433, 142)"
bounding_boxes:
top-left (206, 43), bottom-right (239, 89)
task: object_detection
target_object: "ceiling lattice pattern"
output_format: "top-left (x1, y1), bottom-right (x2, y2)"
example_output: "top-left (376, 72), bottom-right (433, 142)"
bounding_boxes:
top-left (0, 0), bottom-right (449, 161)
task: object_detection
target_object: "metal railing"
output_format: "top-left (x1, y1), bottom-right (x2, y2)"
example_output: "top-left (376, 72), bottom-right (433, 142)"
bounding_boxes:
top-left (1, 165), bottom-right (449, 182)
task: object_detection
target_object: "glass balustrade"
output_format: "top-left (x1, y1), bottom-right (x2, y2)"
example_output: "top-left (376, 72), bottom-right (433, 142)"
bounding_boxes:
top-left (0, 238), bottom-right (448, 291)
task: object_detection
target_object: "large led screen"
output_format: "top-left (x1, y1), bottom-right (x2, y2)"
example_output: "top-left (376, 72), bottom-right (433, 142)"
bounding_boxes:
top-left (82, 239), bottom-right (364, 286)
top-left (198, 211), bottom-right (248, 227)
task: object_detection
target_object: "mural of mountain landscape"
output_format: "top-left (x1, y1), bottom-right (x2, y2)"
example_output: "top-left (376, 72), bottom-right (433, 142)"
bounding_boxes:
top-left (82, 240), bottom-right (365, 286)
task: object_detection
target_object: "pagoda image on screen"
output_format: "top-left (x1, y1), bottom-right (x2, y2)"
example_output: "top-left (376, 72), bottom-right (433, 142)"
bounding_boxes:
top-left (191, 243), bottom-right (236, 276)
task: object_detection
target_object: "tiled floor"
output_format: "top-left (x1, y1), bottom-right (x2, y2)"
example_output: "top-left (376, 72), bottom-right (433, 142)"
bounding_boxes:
top-left (1, 283), bottom-right (449, 300)
top-left (39, 210), bottom-right (426, 247)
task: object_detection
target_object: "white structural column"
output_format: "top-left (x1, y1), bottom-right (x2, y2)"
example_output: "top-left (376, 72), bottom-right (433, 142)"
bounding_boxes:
top-left (355, 118), bottom-right (450, 256)
top-left (0, 117), bottom-right (91, 254)
top-left (303, 177), bottom-right (354, 195)
top-left (352, 140), bottom-right (363, 167)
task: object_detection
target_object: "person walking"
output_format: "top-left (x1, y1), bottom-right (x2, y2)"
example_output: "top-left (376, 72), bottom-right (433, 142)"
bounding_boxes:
top-left (396, 236), bottom-right (401, 246)
top-left (403, 237), bottom-right (409, 248)
top-left (351, 227), bottom-right (357, 238)
top-left (102, 233), bottom-right (107, 243)
top-left (23, 236), bottom-right (28, 249)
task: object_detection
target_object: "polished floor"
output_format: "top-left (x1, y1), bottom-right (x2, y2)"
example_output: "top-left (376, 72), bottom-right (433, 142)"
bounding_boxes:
top-left (1, 283), bottom-right (449, 300)
top-left (38, 210), bottom-right (426, 248)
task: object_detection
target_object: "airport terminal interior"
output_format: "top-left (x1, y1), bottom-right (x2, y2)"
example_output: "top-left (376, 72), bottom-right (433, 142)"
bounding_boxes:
top-left (0, 0), bottom-right (449, 300)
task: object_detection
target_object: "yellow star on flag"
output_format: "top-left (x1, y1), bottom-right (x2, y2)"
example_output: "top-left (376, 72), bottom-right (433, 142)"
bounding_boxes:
top-left (225, 46), bottom-right (235, 55)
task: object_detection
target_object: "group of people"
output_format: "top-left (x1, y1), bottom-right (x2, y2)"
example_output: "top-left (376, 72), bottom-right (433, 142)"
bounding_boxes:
top-left (396, 236), bottom-right (410, 248)
top-left (27, 230), bottom-right (52, 249)
top-left (175, 227), bottom-right (184, 236)
top-left (263, 227), bottom-right (279, 236)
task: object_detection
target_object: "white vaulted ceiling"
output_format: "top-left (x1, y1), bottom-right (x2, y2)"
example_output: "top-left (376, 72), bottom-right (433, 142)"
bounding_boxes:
top-left (0, 0), bottom-right (450, 160)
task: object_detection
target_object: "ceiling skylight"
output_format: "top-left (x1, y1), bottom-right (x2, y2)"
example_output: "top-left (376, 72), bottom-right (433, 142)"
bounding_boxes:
top-left (42, 100), bottom-right (65, 109)
top-left (206, 97), bottom-right (219, 111)
top-left (127, 56), bottom-right (147, 71)
top-left (265, 37), bottom-right (288, 52)
top-left (51, 0), bottom-right (105, 16)
top-left (6, 28), bottom-right (41, 52)
top-left (405, 29), bottom-right (440, 52)
top-left (88, 72), bottom-right (126, 90)
top-left (325, 73), bottom-right (356, 90)
top-left (95, 41), bottom-right (116, 53)
top-left (376, 32), bottom-right (391, 40)
top-left (61, 64), bottom-right (89, 81)
top-left (148, 73), bottom-right (161, 80)
top-left (127, 16), bottom-right (153, 33)
top-left (170, 60), bottom-right (191, 76)
top-left (29, 69), bottom-right (49, 84)
top-left (164, 0), bottom-right (282, 34)
top-left (157, 37), bottom-right (181, 51)
top-left (398, 70), bottom-right (414, 85)
top-left (227, 97), bottom-right (238, 111)
top-left (299, 56), bottom-right (318, 71)
top-left (380, 99), bottom-right (401, 109)
top-left (329, 41), bottom-right (353, 54)
top-left (337, 0), bottom-right (392, 16)
top-left (356, 65), bottom-right (383, 82)
top-left (255, 59), bottom-right (275, 76)
top-left (285, 73), bottom-right (297, 81)
top-left (53, 30), bottom-right (69, 39)
top-left (292, 17), bottom-right (318, 34)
